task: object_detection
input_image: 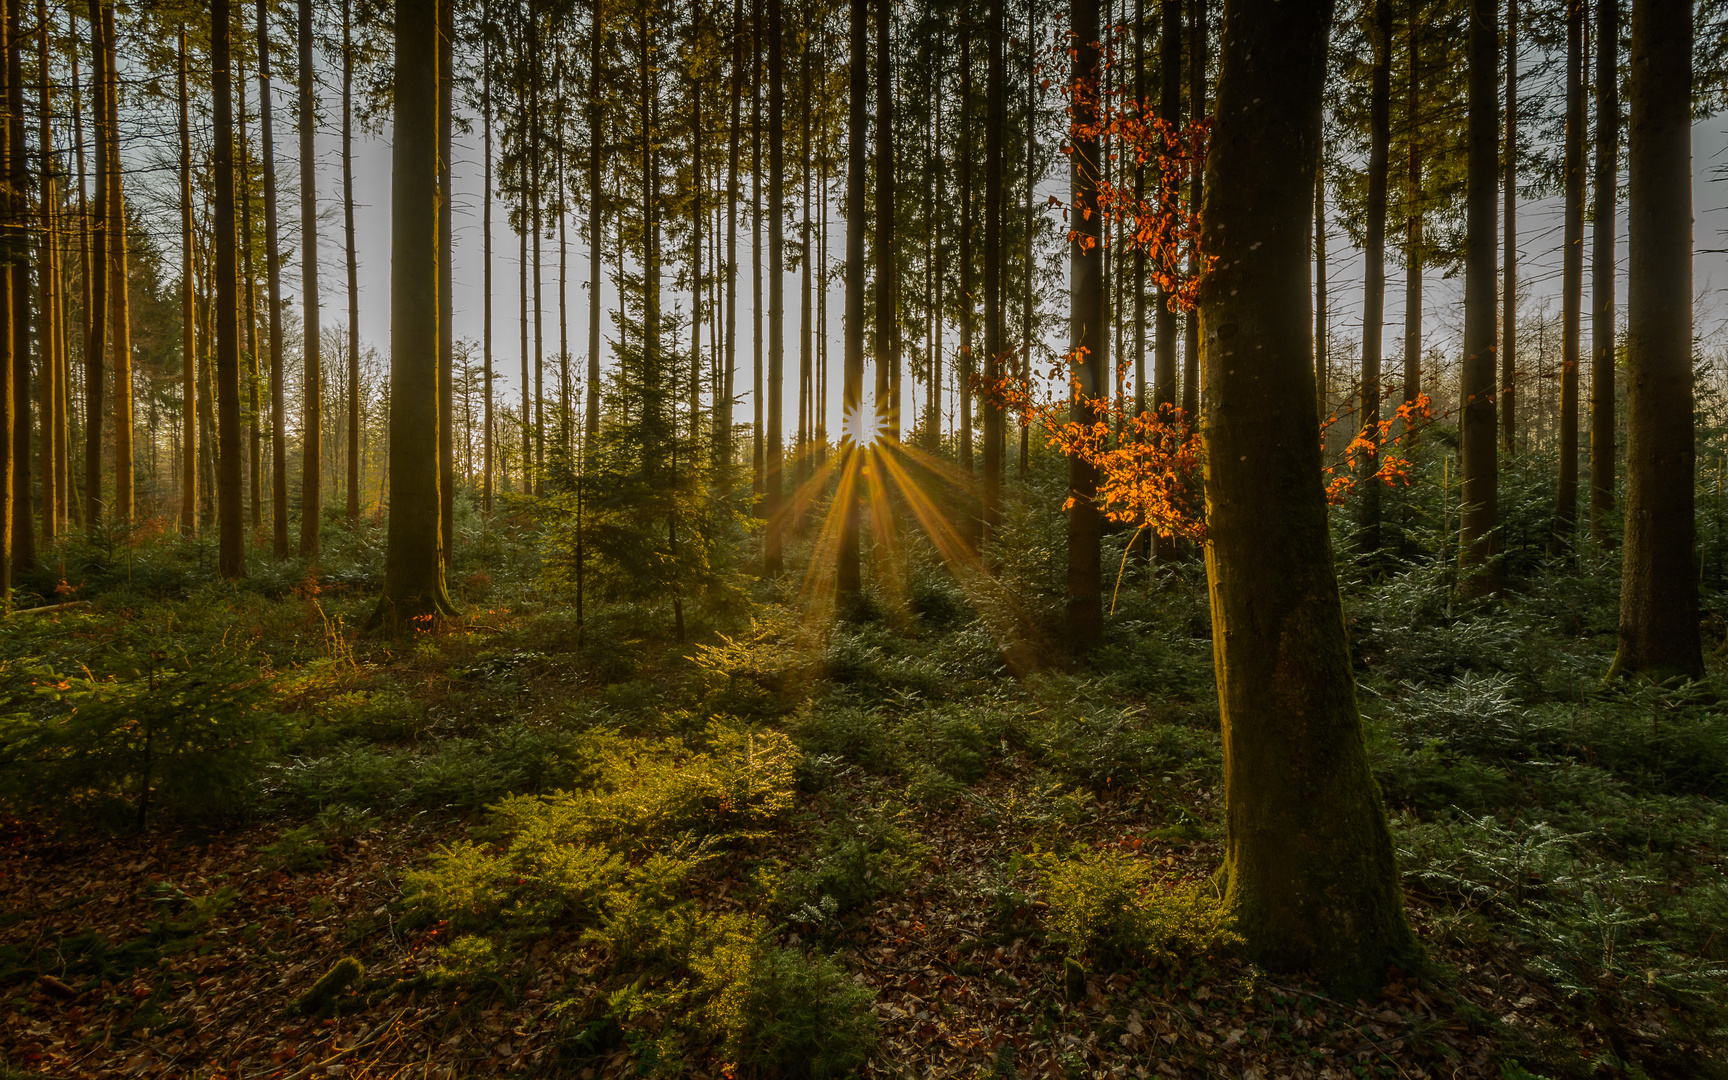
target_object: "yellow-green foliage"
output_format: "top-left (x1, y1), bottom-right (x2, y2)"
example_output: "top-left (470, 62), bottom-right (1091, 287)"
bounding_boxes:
top-left (426, 935), bottom-right (503, 988)
top-left (1042, 847), bottom-right (1240, 965)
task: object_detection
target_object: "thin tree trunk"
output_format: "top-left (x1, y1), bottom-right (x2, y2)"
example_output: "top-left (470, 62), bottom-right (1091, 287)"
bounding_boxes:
top-left (1065, 0), bottom-right (1102, 644)
top-left (716, 0), bottom-right (740, 487)
top-left (1181, 0), bottom-right (1205, 422)
top-left (102, 0), bottom-right (126, 529)
top-left (298, 0), bottom-right (321, 557)
top-left (531, 10), bottom-right (544, 497)
top-left (764, 0), bottom-right (784, 574)
top-left (370, 0), bottom-right (457, 630)
top-left (1589, 0), bottom-right (1618, 543)
top-left (751, 0), bottom-right (763, 494)
top-left (958, 18), bottom-right (972, 474)
top-left (344, 0), bottom-right (361, 519)
top-left (7, 0), bottom-right (28, 572)
top-left (1459, 0), bottom-right (1499, 596)
top-left (239, 64), bottom-right (262, 538)
top-left (84, 2), bottom-right (106, 531)
top-left (1198, 0), bottom-right (1413, 996)
top-left (1502, 0), bottom-right (1517, 454)
top-left (982, 0), bottom-right (1004, 538)
top-left (836, 0), bottom-right (866, 604)
top-left (799, 38), bottom-right (812, 478)
top-left (260, 0), bottom-right (288, 559)
top-left (40, 0), bottom-right (59, 547)
top-left (1354, 0), bottom-right (1390, 555)
top-left (0, 0), bottom-right (13, 597)
top-left (1153, 0), bottom-right (1178, 414)
top-left (1557, 0), bottom-right (1583, 543)
top-left (1402, 0), bottom-right (1421, 415)
top-left (439, 0), bottom-right (454, 555)
top-left (483, 0), bottom-right (495, 511)
top-left (874, 0), bottom-right (898, 443)
top-left (214, 0), bottom-right (245, 579)
top-left (585, 0), bottom-right (603, 462)
top-left (1613, 0), bottom-right (1698, 679)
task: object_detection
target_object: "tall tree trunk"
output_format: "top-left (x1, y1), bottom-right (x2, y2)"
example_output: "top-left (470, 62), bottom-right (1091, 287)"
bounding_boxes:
top-left (1502, 0), bottom-right (1517, 453)
top-left (40, 0), bottom-right (59, 547)
top-left (982, 0), bottom-right (1004, 536)
top-left (102, 0), bottom-right (127, 528)
top-left (1065, 0), bottom-right (1102, 645)
top-left (1315, 167), bottom-right (1326, 421)
top-left (874, 0), bottom-right (898, 443)
top-left (9, 0), bottom-right (31, 572)
top-left (1355, 0), bottom-right (1390, 555)
top-left (531, 6), bottom-right (545, 496)
top-left (1557, 0), bottom-right (1584, 542)
top-left (765, 0), bottom-right (784, 573)
top-left (84, 2), bottom-right (106, 530)
top-left (1613, 0), bottom-right (1698, 679)
top-left (260, 0), bottom-right (288, 559)
top-left (214, 0), bottom-right (245, 579)
top-left (1182, 0), bottom-right (1205, 422)
top-left (298, 0), bottom-right (321, 557)
top-left (1153, 0), bottom-right (1178, 415)
top-left (239, 64), bottom-right (261, 538)
top-left (751, 0), bottom-right (763, 495)
top-left (1402, 0), bottom-right (1421, 415)
top-left (958, 17), bottom-right (972, 474)
top-left (586, 0), bottom-right (603, 463)
top-left (1198, 0), bottom-right (1413, 996)
top-left (1021, 0), bottom-right (1037, 475)
top-left (370, 0), bottom-right (456, 630)
top-left (0, 0), bottom-right (12, 598)
top-left (1459, 0), bottom-right (1499, 597)
top-left (1589, 0), bottom-right (1618, 543)
top-left (344, 0), bottom-right (361, 519)
top-left (717, 0), bottom-right (739, 488)
top-left (836, 0), bottom-right (866, 604)
top-left (438, 0), bottom-right (454, 558)
top-left (798, 40), bottom-right (812, 478)
top-left (482, 0), bottom-right (494, 511)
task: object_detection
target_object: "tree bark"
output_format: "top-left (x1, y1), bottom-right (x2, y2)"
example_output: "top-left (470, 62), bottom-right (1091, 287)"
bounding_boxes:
top-left (1613, 0), bottom-right (1699, 680)
top-left (873, 0), bottom-right (898, 443)
top-left (239, 64), bottom-right (261, 538)
top-left (1402, 0), bottom-right (1421, 415)
top-left (299, 0), bottom-right (322, 557)
top-left (438, 0), bottom-right (454, 558)
top-left (1153, 0), bottom-right (1178, 416)
top-left (957, 18), bottom-right (972, 474)
top-left (260, 0), bottom-right (289, 559)
top-left (1065, 0), bottom-right (1102, 645)
top-left (1315, 167), bottom-right (1326, 421)
top-left (1355, 0), bottom-right (1390, 555)
top-left (9, 0), bottom-right (32, 572)
top-left (214, 0), bottom-right (245, 579)
top-left (84, 2), bottom-right (105, 530)
top-left (1501, 0), bottom-right (1516, 454)
top-left (1182, 0), bottom-right (1205, 422)
top-left (39, 0), bottom-right (59, 547)
top-left (0, 0), bottom-right (13, 598)
top-left (370, 0), bottom-right (457, 631)
top-left (102, 0), bottom-right (127, 529)
top-left (1197, 0), bottom-right (1413, 995)
top-left (1589, 0), bottom-right (1618, 544)
top-left (836, 0), bottom-right (866, 605)
top-left (1557, 0), bottom-right (1583, 543)
top-left (982, 0), bottom-right (1004, 536)
top-left (585, 0), bottom-right (603, 465)
top-left (1459, 0), bottom-right (1499, 597)
top-left (764, 0), bottom-right (784, 574)
top-left (344, 0), bottom-right (361, 520)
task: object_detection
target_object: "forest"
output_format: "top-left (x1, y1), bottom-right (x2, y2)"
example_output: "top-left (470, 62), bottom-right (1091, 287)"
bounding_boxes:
top-left (1, 0), bottom-right (1727, 1074)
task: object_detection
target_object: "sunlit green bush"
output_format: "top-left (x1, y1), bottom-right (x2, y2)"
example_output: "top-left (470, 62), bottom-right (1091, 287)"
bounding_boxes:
top-left (1040, 846), bottom-right (1238, 967)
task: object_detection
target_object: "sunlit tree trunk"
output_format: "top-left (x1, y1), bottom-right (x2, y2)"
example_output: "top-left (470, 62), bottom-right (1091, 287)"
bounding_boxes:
top-left (1556, 0), bottom-right (1583, 544)
top-left (299, 0), bottom-right (322, 557)
top-left (370, 0), bottom-right (457, 631)
top-left (1065, 0), bottom-right (1102, 645)
top-left (1354, 0), bottom-right (1390, 555)
top-left (1613, 0), bottom-right (1699, 680)
top-left (982, 0), bottom-right (1004, 535)
top-left (1589, 0), bottom-right (1618, 544)
top-left (9, 0), bottom-right (31, 571)
top-left (873, 0), bottom-right (898, 443)
top-left (1459, 0), bottom-right (1499, 597)
top-left (751, 0), bottom-right (763, 494)
top-left (214, 0), bottom-right (245, 579)
top-left (837, 0), bottom-right (866, 604)
top-left (1198, 0), bottom-right (1413, 995)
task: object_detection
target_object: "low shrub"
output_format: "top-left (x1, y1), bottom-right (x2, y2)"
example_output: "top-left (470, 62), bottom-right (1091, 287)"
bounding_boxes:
top-left (1040, 847), bottom-right (1238, 967)
top-left (783, 810), bottom-right (927, 914)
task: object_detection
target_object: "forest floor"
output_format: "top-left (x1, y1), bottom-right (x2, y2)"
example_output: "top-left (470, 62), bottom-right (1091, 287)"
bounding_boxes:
top-left (0, 505), bottom-right (1725, 1080)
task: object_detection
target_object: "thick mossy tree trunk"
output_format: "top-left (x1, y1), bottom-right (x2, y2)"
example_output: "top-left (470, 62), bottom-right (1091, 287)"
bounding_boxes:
top-left (1196, 0), bottom-right (1415, 996)
top-left (1614, 0), bottom-right (1699, 681)
top-left (1065, 0), bottom-right (1102, 647)
top-left (369, 0), bottom-right (457, 632)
